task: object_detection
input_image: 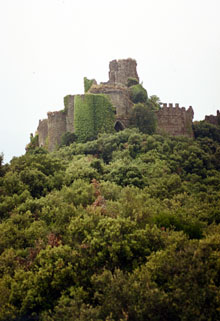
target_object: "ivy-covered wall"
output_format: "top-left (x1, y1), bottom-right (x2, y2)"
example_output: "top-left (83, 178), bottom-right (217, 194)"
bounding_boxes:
top-left (74, 94), bottom-right (115, 142)
top-left (84, 77), bottom-right (96, 93)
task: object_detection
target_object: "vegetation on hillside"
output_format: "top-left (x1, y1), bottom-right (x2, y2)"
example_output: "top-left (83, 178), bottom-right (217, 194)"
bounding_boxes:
top-left (0, 121), bottom-right (220, 320)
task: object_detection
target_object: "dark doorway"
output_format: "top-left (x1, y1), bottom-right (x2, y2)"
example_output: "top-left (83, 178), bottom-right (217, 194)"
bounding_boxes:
top-left (114, 121), bottom-right (124, 132)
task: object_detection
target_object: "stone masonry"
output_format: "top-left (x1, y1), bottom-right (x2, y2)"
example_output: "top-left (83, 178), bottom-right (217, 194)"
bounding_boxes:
top-left (156, 104), bottom-right (194, 138)
top-left (89, 85), bottom-right (133, 127)
top-left (205, 110), bottom-right (220, 126)
top-left (108, 58), bottom-right (139, 86)
top-left (36, 58), bottom-right (195, 151)
top-left (65, 95), bottom-right (75, 133)
top-left (38, 119), bottom-right (48, 147)
top-left (47, 111), bottom-right (66, 152)
top-left (89, 58), bottom-right (139, 127)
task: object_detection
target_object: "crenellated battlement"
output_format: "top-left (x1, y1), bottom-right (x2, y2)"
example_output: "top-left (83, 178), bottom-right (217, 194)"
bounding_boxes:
top-left (156, 104), bottom-right (194, 137)
top-left (162, 103), bottom-right (182, 108)
top-left (205, 110), bottom-right (220, 126)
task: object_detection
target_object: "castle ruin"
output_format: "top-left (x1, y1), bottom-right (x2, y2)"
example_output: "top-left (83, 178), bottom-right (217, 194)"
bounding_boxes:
top-left (156, 103), bottom-right (194, 137)
top-left (204, 110), bottom-right (220, 127)
top-left (36, 58), bottom-right (195, 151)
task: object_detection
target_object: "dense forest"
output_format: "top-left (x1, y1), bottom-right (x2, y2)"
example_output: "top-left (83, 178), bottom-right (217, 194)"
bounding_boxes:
top-left (0, 120), bottom-right (220, 320)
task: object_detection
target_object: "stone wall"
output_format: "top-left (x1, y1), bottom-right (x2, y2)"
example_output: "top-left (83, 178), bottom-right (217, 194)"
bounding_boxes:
top-left (47, 111), bottom-right (67, 151)
top-left (108, 58), bottom-right (139, 87)
top-left (65, 95), bottom-right (75, 132)
top-left (156, 104), bottom-right (194, 138)
top-left (89, 84), bottom-right (133, 127)
top-left (37, 119), bottom-right (48, 147)
top-left (205, 110), bottom-right (220, 126)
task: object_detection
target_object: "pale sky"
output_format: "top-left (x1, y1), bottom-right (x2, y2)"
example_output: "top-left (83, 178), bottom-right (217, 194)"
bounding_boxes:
top-left (0, 0), bottom-right (220, 163)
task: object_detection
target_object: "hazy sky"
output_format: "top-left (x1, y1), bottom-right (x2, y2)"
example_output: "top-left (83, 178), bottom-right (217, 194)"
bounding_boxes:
top-left (1, 0), bottom-right (220, 163)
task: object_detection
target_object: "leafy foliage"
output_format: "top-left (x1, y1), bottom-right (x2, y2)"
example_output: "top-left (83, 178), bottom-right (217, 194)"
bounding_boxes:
top-left (60, 132), bottom-right (77, 147)
top-left (130, 103), bottom-right (156, 134)
top-left (193, 121), bottom-right (220, 142)
top-left (0, 128), bottom-right (220, 320)
top-left (26, 134), bottom-right (39, 153)
top-left (148, 95), bottom-right (161, 111)
top-left (127, 77), bottom-right (139, 87)
top-left (129, 84), bottom-right (148, 104)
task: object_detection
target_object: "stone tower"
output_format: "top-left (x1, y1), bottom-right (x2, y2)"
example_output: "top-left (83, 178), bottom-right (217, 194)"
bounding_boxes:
top-left (108, 58), bottom-right (139, 86)
top-left (89, 58), bottom-right (138, 127)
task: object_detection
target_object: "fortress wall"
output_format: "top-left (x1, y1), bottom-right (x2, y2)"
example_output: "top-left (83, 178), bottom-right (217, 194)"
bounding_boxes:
top-left (65, 95), bottom-right (75, 132)
top-left (89, 85), bottom-right (133, 127)
top-left (47, 111), bottom-right (67, 151)
top-left (37, 119), bottom-right (48, 147)
top-left (156, 105), bottom-right (194, 138)
top-left (108, 58), bottom-right (139, 86)
top-left (205, 110), bottom-right (220, 126)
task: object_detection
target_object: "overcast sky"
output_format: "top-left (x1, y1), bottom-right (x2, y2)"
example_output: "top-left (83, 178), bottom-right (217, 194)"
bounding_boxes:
top-left (0, 0), bottom-right (220, 163)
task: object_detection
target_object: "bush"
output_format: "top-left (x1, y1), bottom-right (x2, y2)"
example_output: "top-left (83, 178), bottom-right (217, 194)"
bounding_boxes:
top-left (129, 84), bottom-right (148, 104)
top-left (60, 132), bottom-right (77, 147)
top-left (193, 121), bottom-right (220, 143)
top-left (127, 77), bottom-right (139, 87)
top-left (130, 103), bottom-right (156, 134)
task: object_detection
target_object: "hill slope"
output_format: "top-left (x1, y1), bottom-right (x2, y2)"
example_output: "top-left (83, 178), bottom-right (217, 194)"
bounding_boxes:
top-left (0, 125), bottom-right (220, 320)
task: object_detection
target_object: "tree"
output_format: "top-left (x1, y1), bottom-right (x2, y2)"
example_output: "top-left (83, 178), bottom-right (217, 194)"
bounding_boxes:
top-left (148, 95), bottom-right (161, 111)
top-left (130, 103), bottom-right (156, 134)
top-left (193, 121), bottom-right (220, 143)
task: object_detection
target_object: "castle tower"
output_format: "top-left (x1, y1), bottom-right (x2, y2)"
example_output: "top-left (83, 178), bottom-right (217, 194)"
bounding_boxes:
top-left (37, 119), bottom-right (48, 147)
top-left (47, 111), bottom-right (67, 151)
top-left (108, 58), bottom-right (139, 86)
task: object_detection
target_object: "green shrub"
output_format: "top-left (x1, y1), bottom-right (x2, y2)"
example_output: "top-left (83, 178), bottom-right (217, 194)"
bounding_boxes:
top-left (26, 134), bottom-right (39, 153)
top-left (130, 103), bottom-right (156, 134)
top-left (127, 77), bottom-right (139, 87)
top-left (193, 121), bottom-right (220, 143)
top-left (60, 132), bottom-right (77, 147)
top-left (129, 84), bottom-right (148, 103)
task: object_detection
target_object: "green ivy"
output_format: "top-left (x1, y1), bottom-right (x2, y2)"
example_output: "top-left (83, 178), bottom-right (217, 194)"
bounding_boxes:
top-left (74, 94), bottom-right (115, 142)
top-left (84, 77), bottom-right (95, 93)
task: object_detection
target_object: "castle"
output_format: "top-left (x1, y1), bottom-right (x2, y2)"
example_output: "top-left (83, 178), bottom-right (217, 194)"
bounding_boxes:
top-left (36, 58), bottom-right (195, 151)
